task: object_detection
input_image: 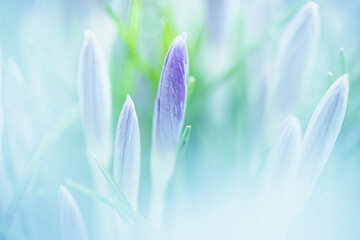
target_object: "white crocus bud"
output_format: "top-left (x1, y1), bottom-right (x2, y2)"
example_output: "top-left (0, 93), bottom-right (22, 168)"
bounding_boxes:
top-left (273, 2), bottom-right (320, 114)
top-left (113, 95), bottom-right (140, 210)
top-left (78, 30), bottom-right (112, 167)
top-left (287, 75), bottom-right (349, 219)
top-left (297, 74), bottom-right (349, 192)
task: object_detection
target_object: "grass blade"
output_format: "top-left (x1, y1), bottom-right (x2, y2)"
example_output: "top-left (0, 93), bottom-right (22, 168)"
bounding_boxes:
top-left (105, 5), bottom-right (127, 40)
top-left (66, 179), bottom-right (134, 225)
top-left (176, 125), bottom-right (192, 161)
top-left (128, 0), bottom-right (141, 47)
top-left (105, 4), bottom-right (158, 86)
top-left (94, 157), bottom-right (132, 211)
top-left (327, 71), bottom-right (334, 85)
top-left (66, 179), bottom-right (156, 236)
top-left (337, 48), bottom-right (347, 77)
top-left (187, 76), bottom-right (196, 101)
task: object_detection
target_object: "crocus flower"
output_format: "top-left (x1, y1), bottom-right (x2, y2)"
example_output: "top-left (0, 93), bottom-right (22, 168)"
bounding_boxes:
top-left (272, 75), bottom-right (349, 221)
top-left (78, 30), bottom-right (112, 167)
top-left (59, 186), bottom-right (89, 240)
top-left (149, 33), bottom-right (189, 226)
top-left (113, 95), bottom-right (140, 210)
top-left (273, 1), bottom-right (320, 114)
top-left (295, 74), bottom-right (349, 198)
top-left (257, 75), bottom-right (349, 237)
top-left (150, 33), bottom-right (189, 188)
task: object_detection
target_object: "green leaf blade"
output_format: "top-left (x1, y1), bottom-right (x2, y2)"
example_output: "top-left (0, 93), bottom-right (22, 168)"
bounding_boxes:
top-left (94, 157), bottom-right (132, 211)
top-left (176, 125), bottom-right (192, 161)
top-left (337, 48), bottom-right (347, 77)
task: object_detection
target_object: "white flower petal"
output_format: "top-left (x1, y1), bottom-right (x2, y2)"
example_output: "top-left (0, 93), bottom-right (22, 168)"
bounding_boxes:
top-left (265, 115), bottom-right (302, 188)
top-left (113, 95), bottom-right (140, 210)
top-left (274, 1), bottom-right (320, 113)
top-left (297, 74), bottom-right (349, 188)
top-left (0, 48), bottom-right (3, 135)
top-left (2, 59), bottom-right (33, 184)
top-left (59, 186), bottom-right (89, 240)
top-left (78, 30), bottom-right (112, 166)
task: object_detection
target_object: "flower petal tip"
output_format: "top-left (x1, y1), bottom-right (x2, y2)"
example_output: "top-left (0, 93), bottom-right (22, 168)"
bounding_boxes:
top-left (83, 30), bottom-right (97, 46)
top-left (336, 74), bottom-right (349, 88)
top-left (59, 185), bottom-right (66, 198)
top-left (283, 115), bottom-right (303, 138)
top-left (305, 1), bottom-right (319, 11)
top-left (59, 186), bottom-right (88, 240)
top-left (306, 1), bottom-right (319, 11)
top-left (328, 74), bottom-right (349, 104)
top-left (285, 115), bottom-right (301, 127)
top-left (123, 95), bottom-right (136, 114)
top-left (125, 94), bottom-right (133, 103)
top-left (180, 32), bottom-right (187, 41)
top-left (174, 33), bottom-right (189, 51)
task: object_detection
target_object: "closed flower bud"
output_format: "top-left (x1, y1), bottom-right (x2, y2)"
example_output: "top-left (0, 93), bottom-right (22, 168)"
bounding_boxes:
top-left (78, 30), bottom-right (112, 167)
top-left (273, 2), bottom-right (320, 113)
top-left (150, 33), bottom-right (189, 189)
top-left (113, 95), bottom-right (140, 210)
top-left (297, 74), bottom-right (349, 189)
top-left (149, 33), bottom-right (189, 228)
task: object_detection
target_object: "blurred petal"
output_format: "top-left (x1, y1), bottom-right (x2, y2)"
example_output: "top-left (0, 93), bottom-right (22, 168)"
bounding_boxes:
top-left (274, 1), bottom-right (320, 112)
top-left (113, 95), bottom-right (140, 210)
top-left (0, 48), bottom-right (6, 214)
top-left (206, 0), bottom-right (228, 45)
top-left (59, 186), bottom-right (89, 240)
top-left (150, 33), bottom-right (189, 187)
top-left (266, 115), bottom-right (302, 188)
top-left (2, 59), bottom-right (33, 184)
top-left (297, 74), bottom-right (349, 188)
top-left (0, 49), bottom-right (3, 135)
top-left (78, 30), bottom-right (112, 166)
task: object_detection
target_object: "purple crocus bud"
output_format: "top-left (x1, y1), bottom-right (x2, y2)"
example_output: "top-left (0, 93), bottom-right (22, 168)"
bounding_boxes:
top-left (78, 30), bottom-right (112, 167)
top-left (150, 33), bottom-right (189, 189)
top-left (59, 186), bottom-right (89, 240)
top-left (113, 95), bottom-right (140, 210)
top-left (149, 33), bottom-right (189, 227)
